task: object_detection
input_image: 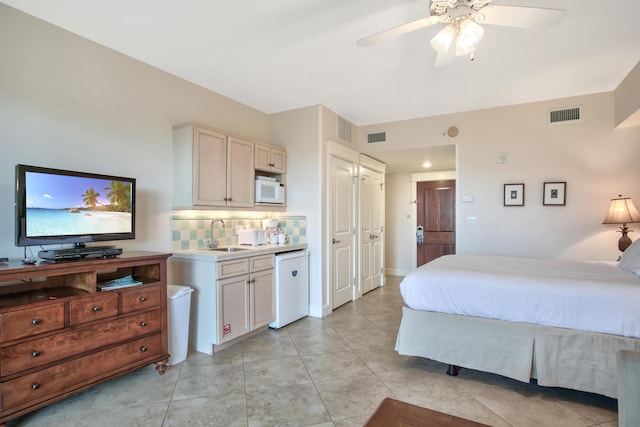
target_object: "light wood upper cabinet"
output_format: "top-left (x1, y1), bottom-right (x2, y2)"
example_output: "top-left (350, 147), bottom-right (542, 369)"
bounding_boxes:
top-left (255, 142), bottom-right (286, 174)
top-left (194, 127), bottom-right (227, 206)
top-left (173, 123), bottom-right (254, 208)
top-left (226, 136), bottom-right (254, 208)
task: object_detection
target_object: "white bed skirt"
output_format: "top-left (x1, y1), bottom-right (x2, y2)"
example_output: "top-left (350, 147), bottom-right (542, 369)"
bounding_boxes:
top-left (395, 306), bottom-right (640, 398)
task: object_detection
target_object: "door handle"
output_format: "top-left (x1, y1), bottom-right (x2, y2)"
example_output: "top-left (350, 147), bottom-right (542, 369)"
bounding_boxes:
top-left (332, 238), bottom-right (341, 244)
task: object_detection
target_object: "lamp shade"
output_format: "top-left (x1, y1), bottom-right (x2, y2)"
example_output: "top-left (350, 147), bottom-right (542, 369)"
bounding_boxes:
top-left (602, 196), bottom-right (640, 225)
top-left (456, 19), bottom-right (484, 56)
top-left (431, 24), bottom-right (456, 53)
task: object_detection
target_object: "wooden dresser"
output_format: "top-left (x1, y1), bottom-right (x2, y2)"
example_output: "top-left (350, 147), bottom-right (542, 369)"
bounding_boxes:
top-left (0, 251), bottom-right (171, 426)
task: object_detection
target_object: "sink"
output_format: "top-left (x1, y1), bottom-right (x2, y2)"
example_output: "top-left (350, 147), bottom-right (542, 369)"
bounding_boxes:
top-left (207, 247), bottom-right (248, 252)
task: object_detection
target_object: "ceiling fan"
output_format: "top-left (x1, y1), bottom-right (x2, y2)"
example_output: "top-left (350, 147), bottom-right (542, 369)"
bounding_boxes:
top-left (357, 0), bottom-right (565, 66)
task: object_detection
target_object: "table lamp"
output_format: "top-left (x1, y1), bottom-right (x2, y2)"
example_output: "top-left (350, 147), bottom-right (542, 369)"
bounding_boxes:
top-left (602, 195), bottom-right (640, 252)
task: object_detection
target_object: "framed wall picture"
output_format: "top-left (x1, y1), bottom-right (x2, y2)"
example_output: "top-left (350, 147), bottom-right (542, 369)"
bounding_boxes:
top-left (504, 183), bottom-right (525, 206)
top-left (543, 181), bottom-right (566, 206)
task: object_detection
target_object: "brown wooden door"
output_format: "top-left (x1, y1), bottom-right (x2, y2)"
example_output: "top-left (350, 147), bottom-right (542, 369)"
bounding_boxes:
top-left (417, 180), bottom-right (455, 267)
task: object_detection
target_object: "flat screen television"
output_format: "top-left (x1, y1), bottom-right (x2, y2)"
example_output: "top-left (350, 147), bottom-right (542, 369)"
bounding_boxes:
top-left (15, 164), bottom-right (136, 247)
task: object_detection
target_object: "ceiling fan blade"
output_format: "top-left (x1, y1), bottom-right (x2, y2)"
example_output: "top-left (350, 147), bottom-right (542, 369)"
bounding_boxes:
top-left (479, 5), bottom-right (565, 29)
top-left (357, 15), bottom-right (444, 47)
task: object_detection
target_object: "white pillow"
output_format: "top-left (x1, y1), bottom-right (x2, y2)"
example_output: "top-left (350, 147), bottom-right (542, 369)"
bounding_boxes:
top-left (619, 238), bottom-right (640, 276)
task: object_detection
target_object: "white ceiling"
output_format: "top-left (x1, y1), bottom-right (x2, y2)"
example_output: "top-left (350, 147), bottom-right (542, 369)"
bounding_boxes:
top-left (3, 1), bottom-right (640, 173)
top-left (3, 0), bottom-right (640, 128)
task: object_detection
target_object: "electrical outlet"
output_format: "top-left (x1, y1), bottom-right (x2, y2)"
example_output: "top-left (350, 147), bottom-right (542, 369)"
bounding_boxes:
top-left (467, 216), bottom-right (477, 224)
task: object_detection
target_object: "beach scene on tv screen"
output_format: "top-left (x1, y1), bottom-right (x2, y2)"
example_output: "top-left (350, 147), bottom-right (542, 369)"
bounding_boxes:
top-left (25, 172), bottom-right (133, 237)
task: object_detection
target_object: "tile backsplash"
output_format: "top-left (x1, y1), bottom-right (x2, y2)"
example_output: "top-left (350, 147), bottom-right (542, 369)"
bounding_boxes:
top-left (170, 214), bottom-right (306, 251)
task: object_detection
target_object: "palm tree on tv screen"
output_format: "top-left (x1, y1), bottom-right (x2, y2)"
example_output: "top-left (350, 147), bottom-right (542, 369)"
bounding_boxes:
top-left (104, 181), bottom-right (131, 212)
top-left (82, 188), bottom-right (100, 209)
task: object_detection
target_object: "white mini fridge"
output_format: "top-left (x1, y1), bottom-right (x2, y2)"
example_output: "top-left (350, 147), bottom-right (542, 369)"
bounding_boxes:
top-left (270, 250), bottom-right (309, 328)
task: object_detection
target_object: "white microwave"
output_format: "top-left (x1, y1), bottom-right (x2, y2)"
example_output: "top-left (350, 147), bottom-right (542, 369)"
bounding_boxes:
top-left (255, 178), bottom-right (285, 204)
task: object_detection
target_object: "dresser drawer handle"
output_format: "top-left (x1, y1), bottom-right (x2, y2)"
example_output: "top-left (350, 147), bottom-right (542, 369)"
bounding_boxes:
top-left (92, 306), bottom-right (101, 312)
top-left (31, 383), bottom-right (40, 391)
top-left (31, 319), bottom-right (41, 325)
top-left (139, 321), bottom-right (147, 327)
top-left (32, 351), bottom-right (41, 358)
top-left (140, 346), bottom-right (148, 353)
top-left (139, 296), bottom-right (147, 302)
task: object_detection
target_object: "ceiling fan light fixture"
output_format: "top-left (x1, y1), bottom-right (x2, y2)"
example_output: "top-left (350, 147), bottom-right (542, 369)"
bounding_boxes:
top-left (455, 18), bottom-right (484, 56)
top-left (430, 24), bottom-right (456, 53)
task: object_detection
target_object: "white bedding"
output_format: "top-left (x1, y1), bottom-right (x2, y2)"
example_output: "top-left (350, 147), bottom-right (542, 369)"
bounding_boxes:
top-left (400, 254), bottom-right (640, 338)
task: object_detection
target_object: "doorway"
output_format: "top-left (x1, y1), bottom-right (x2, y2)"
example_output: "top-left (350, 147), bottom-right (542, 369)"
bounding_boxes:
top-left (416, 180), bottom-right (456, 267)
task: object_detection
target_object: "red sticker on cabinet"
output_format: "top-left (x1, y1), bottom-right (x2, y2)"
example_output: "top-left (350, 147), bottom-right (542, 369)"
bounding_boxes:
top-left (223, 324), bottom-right (231, 335)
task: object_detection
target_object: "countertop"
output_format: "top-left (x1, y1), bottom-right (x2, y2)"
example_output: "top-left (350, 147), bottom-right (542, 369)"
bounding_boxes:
top-left (171, 243), bottom-right (308, 261)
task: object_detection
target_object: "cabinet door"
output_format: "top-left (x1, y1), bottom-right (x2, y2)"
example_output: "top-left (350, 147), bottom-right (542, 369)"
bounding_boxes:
top-left (227, 136), bottom-right (254, 208)
top-left (254, 143), bottom-right (272, 171)
top-left (218, 275), bottom-right (250, 343)
top-left (194, 127), bottom-right (227, 206)
top-left (270, 147), bottom-right (286, 174)
top-left (255, 143), bottom-right (286, 174)
top-left (250, 269), bottom-right (275, 330)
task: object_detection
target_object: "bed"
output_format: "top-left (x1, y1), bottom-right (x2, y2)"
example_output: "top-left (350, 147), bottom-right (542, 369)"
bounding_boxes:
top-left (395, 241), bottom-right (640, 398)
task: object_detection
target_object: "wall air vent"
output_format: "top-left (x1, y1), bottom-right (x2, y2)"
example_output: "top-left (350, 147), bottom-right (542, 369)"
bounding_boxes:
top-left (367, 132), bottom-right (387, 144)
top-left (549, 107), bottom-right (581, 124)
top-left (337, 116), bottom-right (352, 143)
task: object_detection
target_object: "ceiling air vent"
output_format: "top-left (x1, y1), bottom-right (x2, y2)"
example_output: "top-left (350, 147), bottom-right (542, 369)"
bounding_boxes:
top-left (367, 132), bottom-right (387, 144)
top-left (549, 107), bottom-right (581, 124)
top-left (337, 116), bottom-right (352, 143)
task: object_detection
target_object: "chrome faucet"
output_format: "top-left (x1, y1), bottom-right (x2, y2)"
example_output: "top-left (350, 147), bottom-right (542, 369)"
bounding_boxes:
top-left (207, 219), bottom-right (226, 249)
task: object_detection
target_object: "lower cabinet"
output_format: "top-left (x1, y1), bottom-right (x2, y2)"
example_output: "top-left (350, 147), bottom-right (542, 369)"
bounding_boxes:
top-left (218, 266), bottom-right (274, 343)
top-left (217, 254), bottom-right (275, 344)
top-left (170, 253), bottom-right (275, 354)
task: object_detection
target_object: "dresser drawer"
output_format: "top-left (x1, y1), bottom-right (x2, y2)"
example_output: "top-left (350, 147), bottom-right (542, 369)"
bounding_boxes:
top-left (121, 285), bottom-right (161, 313)
top-left (0, 304), bottom-right (65, 343)
top-left (69, 293), bottom-right (119, 326)
top-left (1, 310), bottom-right (161, 377)
top-left (0, 334), bottom-right (162, 411)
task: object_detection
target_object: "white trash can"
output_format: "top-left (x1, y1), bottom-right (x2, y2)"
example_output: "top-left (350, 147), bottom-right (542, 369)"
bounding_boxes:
top-left (167, 285), bottom-right (194, 366)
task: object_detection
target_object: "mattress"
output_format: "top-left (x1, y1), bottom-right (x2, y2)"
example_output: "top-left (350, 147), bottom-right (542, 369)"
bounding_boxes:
top-left (400, 254), bottom-right (640, 338)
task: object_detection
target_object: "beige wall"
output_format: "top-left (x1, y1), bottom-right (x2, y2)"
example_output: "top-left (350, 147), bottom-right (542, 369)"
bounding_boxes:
top-left (0, 4), bottom-right (270, 258)
top-left (362, 92), bottom-right (640, 271)
top-left (615, 61), bottom-right (640, 128)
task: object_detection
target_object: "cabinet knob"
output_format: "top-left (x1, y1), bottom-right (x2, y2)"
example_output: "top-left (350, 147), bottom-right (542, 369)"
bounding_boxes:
top-left (139, 296), bottom-right (147, 302)
top-left (139, 321), bottom-right (147, 327)
top-left (92, 306), bottom-right (101, 312)
top-left (32, 351), bottom-right (41, 358)
top-left (332, 238), bottom-right (341, 244)
top-left (140, 346), bottom-right (148, 353)
top-left (31, 319), bottom-right (41, 325)
top-left (31, 383), bottom-right (40, 391)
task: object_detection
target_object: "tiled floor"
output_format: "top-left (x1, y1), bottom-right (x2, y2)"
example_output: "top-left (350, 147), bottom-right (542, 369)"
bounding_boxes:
top-left (9, 276), bottom-right (618, 427)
